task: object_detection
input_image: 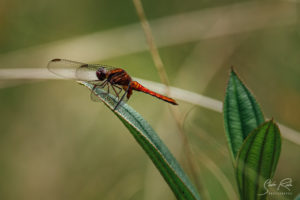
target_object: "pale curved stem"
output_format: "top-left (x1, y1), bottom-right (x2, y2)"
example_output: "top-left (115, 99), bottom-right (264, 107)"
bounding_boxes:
top-left (0, 69), bottom-right (299, 146)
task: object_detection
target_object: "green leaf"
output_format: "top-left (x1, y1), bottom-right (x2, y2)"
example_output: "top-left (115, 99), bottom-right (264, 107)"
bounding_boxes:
top-left (78, 81), bottom-right (201, 200)
top-left (236, 120), bottom-right (281, 200)
top-left (295, 194), bottom-right (300, 200)
top-left (223, 69), bottom-right (265, 159)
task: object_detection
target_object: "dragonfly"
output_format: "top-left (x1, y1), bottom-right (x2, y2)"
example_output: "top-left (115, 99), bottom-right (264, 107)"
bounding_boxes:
top-left (47, 58), bottom-right (178, 110)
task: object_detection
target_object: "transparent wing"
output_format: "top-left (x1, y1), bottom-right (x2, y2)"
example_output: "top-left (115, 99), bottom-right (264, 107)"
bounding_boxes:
top-left (47, 58), bottom-right (115, 81)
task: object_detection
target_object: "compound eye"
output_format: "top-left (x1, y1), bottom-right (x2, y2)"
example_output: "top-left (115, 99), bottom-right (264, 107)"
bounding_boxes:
top-left (96, 69), bottom-right (106, 81)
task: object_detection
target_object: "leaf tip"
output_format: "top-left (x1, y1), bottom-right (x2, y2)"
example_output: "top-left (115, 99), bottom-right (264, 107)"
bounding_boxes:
top-left (230, 65), bottom-right (234, 71)
top-left (77, 81), bottom-right (85, 86)
top-left (268, 118), bottom-right (278, 127)
top-left (230, 66), bottom-right (237, 75)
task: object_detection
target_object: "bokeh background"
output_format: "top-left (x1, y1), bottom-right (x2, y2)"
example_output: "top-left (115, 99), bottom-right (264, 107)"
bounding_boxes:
top-left (0, 0), bottom-right (299, 199)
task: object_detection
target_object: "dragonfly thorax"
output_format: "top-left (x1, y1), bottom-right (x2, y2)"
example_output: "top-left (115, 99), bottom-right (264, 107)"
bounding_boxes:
top-left (96, 67), bottom-right (107, 81)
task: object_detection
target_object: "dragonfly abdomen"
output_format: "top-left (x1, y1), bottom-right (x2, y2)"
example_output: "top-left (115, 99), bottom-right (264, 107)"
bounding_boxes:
top-left (130, 81), bottom-right (178, 105)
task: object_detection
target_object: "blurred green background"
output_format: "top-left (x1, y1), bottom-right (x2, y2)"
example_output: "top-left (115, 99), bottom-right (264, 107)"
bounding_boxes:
top-left (0, 0), bottom-right (299, 199)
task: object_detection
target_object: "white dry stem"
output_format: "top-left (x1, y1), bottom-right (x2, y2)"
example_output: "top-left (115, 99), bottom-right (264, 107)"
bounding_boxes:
top-left (0, 68), bottom-right (299, 146)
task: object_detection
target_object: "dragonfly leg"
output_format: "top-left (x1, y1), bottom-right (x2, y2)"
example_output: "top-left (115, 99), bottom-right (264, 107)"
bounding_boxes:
top-left (86, 80), bottom-right (107, 87)
top-left (111, 85), bottom-right (121, 100)
top-left (100, 80), bottom-right (108, 87)
top-left (113, 85), bottom-right (122, 94)
top-left (91, 84), bottom-right (99, 94)
top-left (114, 81), bottom-right (131, 110)
top-left (90, 80), bottom-right (107, 97)
top-left (106, 84), bottom-right (110, 94)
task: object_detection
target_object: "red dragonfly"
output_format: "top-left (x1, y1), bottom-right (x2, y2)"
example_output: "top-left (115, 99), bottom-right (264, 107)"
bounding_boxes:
top-left (48, 58), bottom-right (178, 109)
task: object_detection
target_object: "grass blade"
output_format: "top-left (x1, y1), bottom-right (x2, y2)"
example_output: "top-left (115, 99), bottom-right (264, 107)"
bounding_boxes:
top-left (79, 81), bottom-right (201, 200)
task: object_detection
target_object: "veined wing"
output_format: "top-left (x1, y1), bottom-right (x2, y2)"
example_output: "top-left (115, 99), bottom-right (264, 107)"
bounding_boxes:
top-left (47, 58), bottom-right (115, 81)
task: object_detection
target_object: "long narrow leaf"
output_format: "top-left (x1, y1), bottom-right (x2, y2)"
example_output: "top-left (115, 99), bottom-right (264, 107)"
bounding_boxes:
top-left (78, 81), bottom-right (201, 200)
top-left (236, 120), bottom-right (281, 200)
top-left (223, 69), bottom-right (265, 159)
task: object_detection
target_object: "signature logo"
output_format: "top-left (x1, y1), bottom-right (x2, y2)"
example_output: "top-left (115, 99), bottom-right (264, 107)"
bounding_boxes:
top-left (258, 178), bottom-right (293, 196)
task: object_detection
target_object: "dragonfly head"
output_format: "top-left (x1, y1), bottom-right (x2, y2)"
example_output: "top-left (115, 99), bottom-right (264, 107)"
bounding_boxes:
top-left (96, 67), bottom-right (107, 81)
